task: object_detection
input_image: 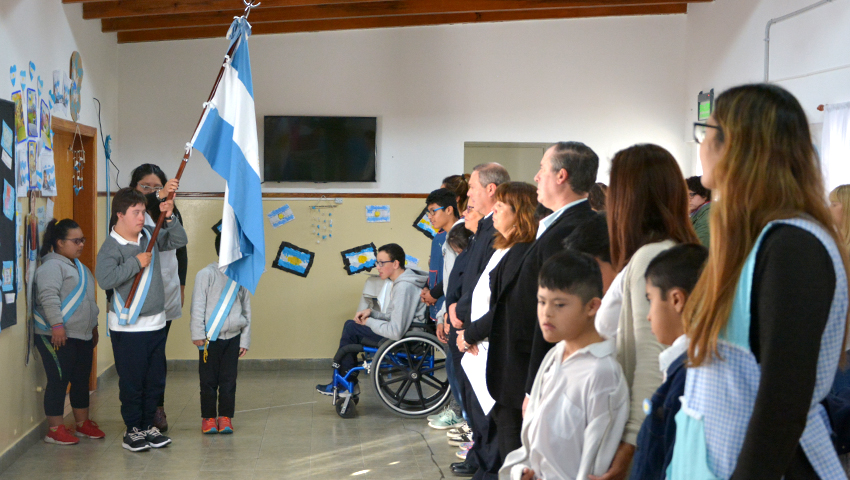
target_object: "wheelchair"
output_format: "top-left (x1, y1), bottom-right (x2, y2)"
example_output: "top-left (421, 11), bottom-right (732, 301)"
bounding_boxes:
top-left (328, 321), bottom-right (451, 419)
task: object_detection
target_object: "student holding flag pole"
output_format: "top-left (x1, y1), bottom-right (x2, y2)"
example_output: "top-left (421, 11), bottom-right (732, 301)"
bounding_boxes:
top-left (96, 187), bottom-right (187, 452)
top-left (191, 234), bottom-right (251, 434)
top-left (33, 219), bottom-right (103, 445)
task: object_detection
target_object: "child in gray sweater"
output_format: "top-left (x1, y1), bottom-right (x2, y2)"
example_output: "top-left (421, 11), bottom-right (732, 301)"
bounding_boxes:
top-left (95, 187), bottom-right (187, 452)
top-left (191, 235), bottom-right (251, 434)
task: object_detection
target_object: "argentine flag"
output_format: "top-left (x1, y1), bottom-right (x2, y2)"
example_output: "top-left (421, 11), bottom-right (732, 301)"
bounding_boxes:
top-left (191, 17), bottom-right (265, 294)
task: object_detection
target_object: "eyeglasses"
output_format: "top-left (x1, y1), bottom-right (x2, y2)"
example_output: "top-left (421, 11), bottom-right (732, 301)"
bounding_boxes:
top-left (138, 184), bottom-right (163, 192)
top-left (376, 260), bottom-right (392, 267)
top-left (427, 206), bottom-right (445, 216)
top-left (693, 122), bottom-right (723, 144)
top-left (63, 237), bottom-right (86, 245)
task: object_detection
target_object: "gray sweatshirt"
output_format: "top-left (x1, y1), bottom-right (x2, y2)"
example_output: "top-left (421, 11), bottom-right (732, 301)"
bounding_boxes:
top-left (33, 253), bottom-right (99, 340)
top-left (365, 268), bottom-right (428, 340)
top-left (95, 221), bottom-right (188, 320)
top-left (190, 263), bottom-right (251, 350)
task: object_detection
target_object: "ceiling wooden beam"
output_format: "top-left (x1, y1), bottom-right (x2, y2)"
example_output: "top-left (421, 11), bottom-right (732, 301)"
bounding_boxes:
top-left (100, 0), bottom-right (698, 32)
top-left (116, 3), bottom-right (687, 43)
top-left (82, 0), bottom-right (704, 20)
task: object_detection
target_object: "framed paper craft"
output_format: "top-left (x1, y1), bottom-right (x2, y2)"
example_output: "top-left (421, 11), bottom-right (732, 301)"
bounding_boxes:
top-left (340, 243), bottom-right (377, 275)
top-left (211, 219), bottom-right (222, 234)
top-left (26, 88), bottom-right (37, 138)
top-left (272, 242), bottom-right (315, 278)
top-left (412, 207), bottom-right (438, 239)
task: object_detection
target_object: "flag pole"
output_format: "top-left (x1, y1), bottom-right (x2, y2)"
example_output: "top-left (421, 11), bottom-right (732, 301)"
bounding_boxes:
top-left (122, 3), bottom-right (258, 311)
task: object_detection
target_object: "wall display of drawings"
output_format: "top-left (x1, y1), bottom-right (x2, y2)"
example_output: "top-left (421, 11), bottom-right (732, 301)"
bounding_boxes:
top-left (412, 207), bottom-right (438, 239)
top-left (340, 243), bottom-right (377, 275)
top-left (272, 241), bottom-right (315, 278)
top-left (0, 99), bottom-right (18, 329)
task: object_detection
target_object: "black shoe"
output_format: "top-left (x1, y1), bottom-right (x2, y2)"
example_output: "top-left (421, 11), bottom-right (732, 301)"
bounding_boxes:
top-left (451, 462), bottom-right (476, 476)
top-left (122, 427), bottom-right (151, 452)
top-left (144, 426), bottom-right (172, 448)
top-left (450, 462), bottom-right (466, 469)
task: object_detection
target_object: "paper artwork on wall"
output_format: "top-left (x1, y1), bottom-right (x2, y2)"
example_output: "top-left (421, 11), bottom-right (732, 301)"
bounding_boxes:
top-left (366, 205), bottom-right (390, 223)
top-left (211, 219), bottom-right (222, 234)
top-left (15, 143), bottom-right (27, 197)
top-left (340, 243), bottom-right (377, 275)
top-left (2, 261), bottom-right (12, 293)
top-left (11, 91), bottom-right (25, 144)
top-left (26, 141), bottom-right (38, 190)
top-left (9, 66), bottom-right (15, 87)
top-left (39, 148), bottom-right (56, 196)
top-left (267, 204), bottom-right (294, 228)
top-left (405, 255), bottom-right (419, 268)
top-left (2, 180), bottom-right (13, 221)
top-left (69, 52), bottom-right (83, 122)
top-left (26, 89), bottom-right (37, 138)
top-left (412, 207), bottom-right (438, 239)
top-left (51, 71), bottom-right (69, 117)
top-left (1, 122), bottom-right (11, 158)
top-left (39, 100), bottom-right (51, 151)
top-left (272, 242), bottom-right (315, 278)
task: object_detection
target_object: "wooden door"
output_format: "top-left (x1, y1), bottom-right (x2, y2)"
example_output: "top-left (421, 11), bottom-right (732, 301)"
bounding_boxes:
top-left (51, 118), bottom-right (97, 389)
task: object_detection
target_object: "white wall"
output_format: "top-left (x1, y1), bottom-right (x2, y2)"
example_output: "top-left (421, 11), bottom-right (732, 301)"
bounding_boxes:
top-left (0, 0), bottom-right (118, 458)
top-left (684, 0), bottom-right (850, 172)
top-left (116, 14), bottom-right (689, 191)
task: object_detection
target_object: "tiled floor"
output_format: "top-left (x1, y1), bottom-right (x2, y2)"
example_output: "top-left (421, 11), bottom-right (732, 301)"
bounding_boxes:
top-left (1, 368), bottom-right (462, 479)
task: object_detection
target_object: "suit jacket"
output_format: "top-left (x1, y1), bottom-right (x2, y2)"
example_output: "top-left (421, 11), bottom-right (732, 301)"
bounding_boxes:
top-left (456, 214), bottom-right (497, 329)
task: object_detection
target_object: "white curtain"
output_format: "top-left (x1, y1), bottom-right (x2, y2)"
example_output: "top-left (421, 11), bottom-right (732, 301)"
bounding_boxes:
top-left (821, 101), bottom-right (850, 191)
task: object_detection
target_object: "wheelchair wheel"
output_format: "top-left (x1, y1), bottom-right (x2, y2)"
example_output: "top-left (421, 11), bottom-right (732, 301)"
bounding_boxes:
top-left (371, 332), bottom-right (451, 418)
top-left (335, 396), bottom-right (357, 418)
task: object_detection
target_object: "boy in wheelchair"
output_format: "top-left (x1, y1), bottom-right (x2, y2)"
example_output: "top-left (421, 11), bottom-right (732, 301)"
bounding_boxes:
top-left (316, 243), bottom-right (428, 397)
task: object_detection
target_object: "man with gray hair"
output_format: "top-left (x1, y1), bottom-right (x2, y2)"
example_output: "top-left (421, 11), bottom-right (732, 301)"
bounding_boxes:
top-left (462, 142), bottom-right (600, 474)
top-left (447, 162), bottom-right (510, 478)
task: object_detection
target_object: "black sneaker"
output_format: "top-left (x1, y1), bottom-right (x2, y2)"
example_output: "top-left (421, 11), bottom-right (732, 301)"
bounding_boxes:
top-left (447, 432), bottom-right (472, 447)
top-left (144, 426), bottom-right (172, 448)
top-left (122, 427), bottom-right (151, 452)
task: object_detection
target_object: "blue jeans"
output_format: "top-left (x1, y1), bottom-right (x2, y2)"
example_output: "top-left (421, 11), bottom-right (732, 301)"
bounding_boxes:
top-left (338, 320), bottom-right (385, 375)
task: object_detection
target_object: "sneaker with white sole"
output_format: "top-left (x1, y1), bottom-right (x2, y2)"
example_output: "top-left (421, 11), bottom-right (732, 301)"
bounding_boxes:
top-left (122, 427), bottom-right (150, 452)
top-left (448, 433), bottom-right (472, 446)
top-left (459, 441), bottom-right (473, 451)
top-left (456, 448), bottom-right (468, 460)
top-left (447, 422), bottom-right (472, 437)
top-left (426, 404), bottom-right (451, 422)
top-left (428, 408), bottom-right (463, 429)
top-left (144, 426), bottom-right (171, 448)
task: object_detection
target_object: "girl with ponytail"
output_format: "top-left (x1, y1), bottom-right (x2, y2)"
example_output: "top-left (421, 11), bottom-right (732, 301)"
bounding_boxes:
top-left (34, 219), bottom-right (103, 444)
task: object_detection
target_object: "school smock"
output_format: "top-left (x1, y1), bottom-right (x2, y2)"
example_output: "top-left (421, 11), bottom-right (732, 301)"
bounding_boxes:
top-left (500, 338), bottom-right (629, 480)
top-left (190, 263), bottom-right (251, 350)
top-left (668, 218), bottom-right (848, 479)
top-left (145, 212), bottom-right (182, 321)
top-left (33, 252), bottom-right (99, 340)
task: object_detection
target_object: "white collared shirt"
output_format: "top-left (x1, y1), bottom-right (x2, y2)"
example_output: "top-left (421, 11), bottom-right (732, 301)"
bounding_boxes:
top-left (107, 227), bottom-right (166, 332)
top-left (595, 270), bottom-right (625, 340)
top-left (470, 248), bottom-right (510, 322)
top-left (507, 338), bottom-right (630, 480)
top-left (536, 198), bottom-right (588, 239)
top-left (658, 334), bottom-right (689, 382)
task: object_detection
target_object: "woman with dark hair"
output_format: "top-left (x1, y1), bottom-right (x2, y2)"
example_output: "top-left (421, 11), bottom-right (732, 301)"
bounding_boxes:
top-left (33, 219), bottom-right (103, 444)
top-left (129, 163), bottom-right (186, 431)
top-left (442, 174), bottom-right (470, 213)
top-left (686, 176), bottom-right (711, 246)
top-left (668, 84), bottom-right (849, 479)
top-left (595, 144), bottom-right (698, 479)
top-left (588, 182), bottom-right (608, 212)
top-left (457, 181), bottom-right (539, 473)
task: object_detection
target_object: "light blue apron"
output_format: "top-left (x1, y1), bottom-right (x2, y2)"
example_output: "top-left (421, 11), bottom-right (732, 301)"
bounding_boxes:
top-left (668, 218), bottom-right (848, 479)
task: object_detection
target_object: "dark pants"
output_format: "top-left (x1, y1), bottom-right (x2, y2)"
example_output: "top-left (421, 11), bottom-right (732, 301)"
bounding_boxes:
top-left (199, 334), bottom-right (241, 418)
top-left (492, 403), bottom-right (523, 466)
top-left (157, 319), bottom-right (172, 408)
top-left (462, 371), bottom-right (500, 478)
top-left (35, 335), bottom-right (93, 417)
top-left (338, 320), bottom-right (384, 375)
top-left (447, 327), bottom-right (465, 415)
top-left (110, 327), bottom-right (167, 430)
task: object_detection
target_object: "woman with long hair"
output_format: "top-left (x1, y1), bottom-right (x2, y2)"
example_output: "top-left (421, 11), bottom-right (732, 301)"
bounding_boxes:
top-left (458, 181), bottom-right (539, 473)
top-left (442, 174), bottom-right (470, 213)
top-left (598, 144), bottom-right (698, 478)
top-left (668, 84), bottom-right (849, 479)
top-left (128, 163), bottom-right (185, 431)
top-left (33, 219), bottom-right (104, 444)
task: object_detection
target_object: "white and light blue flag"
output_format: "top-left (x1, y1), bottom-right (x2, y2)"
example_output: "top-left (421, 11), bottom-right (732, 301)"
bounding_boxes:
top-left (191, 17), bottom-right (264, 294)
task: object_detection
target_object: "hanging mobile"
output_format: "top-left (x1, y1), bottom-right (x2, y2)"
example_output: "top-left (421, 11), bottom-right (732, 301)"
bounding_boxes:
top-left (70, 125), bottom-right (85, 195)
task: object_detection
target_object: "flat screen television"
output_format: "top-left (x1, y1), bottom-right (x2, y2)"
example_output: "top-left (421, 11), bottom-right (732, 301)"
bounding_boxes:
top-left (263, 116), bottom-right (377, 182)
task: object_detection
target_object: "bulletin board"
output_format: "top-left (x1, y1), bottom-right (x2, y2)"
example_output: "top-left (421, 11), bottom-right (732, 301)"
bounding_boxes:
top-left (0, 99), bottom-right (18, 330)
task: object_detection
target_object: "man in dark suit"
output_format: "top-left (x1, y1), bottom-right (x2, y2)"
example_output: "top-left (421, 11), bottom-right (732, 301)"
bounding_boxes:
top-left (461, 142), bottom-right (599, 469)
top-left (448, 163), bottom-right (509, 478)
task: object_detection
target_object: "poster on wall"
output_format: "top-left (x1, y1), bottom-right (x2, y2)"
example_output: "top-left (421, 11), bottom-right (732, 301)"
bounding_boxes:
top-left (0, 99), bottom-right (18, 329)
top-left (412, 207), bottom-right (438, 239)
top-left (272, 241), bottom-right (315, 278)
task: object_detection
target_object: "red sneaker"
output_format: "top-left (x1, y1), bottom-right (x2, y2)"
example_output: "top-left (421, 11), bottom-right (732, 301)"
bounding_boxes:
top-left (45, 425), bottom-right (79, 445)
top-left (201, 418), bottom-right (218, 434)
top-left (75, 419), bottom-right (105, 439)
top-left (218, 416), bottom-right (233, 434)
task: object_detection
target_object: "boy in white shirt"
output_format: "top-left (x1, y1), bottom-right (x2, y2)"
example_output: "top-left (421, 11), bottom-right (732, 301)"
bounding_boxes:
top-left (500, 250), bottom-right (629, 480)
